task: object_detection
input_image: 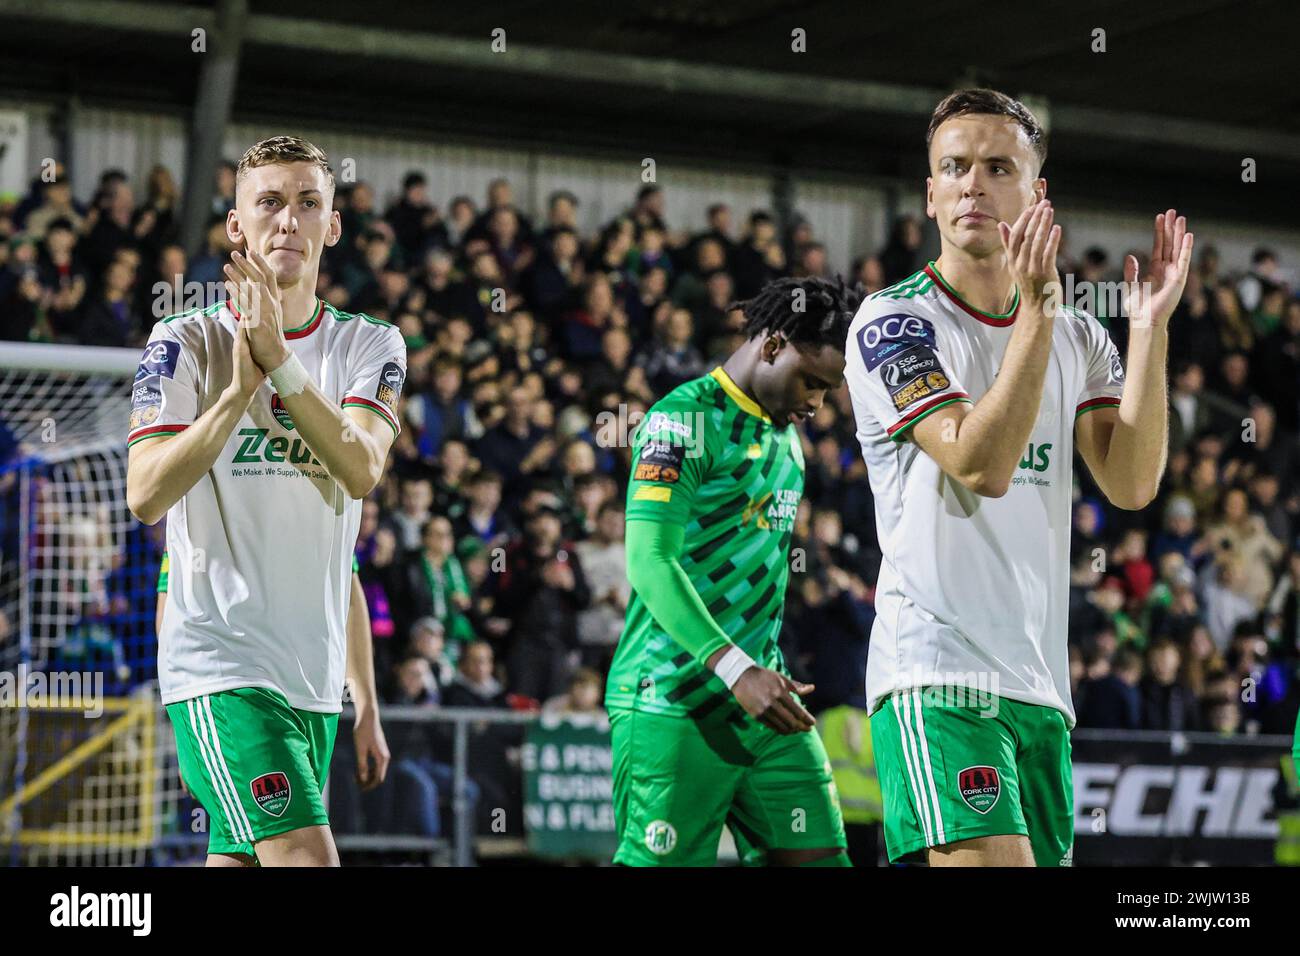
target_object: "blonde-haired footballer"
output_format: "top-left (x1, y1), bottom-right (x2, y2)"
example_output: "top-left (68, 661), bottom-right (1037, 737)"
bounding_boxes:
top-left (846, 90), bottom-right (1192, 867)
top-left (127, 137), bottom-right (404, 866)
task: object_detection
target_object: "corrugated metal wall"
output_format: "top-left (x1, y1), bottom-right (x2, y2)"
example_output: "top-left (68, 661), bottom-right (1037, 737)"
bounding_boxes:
top-left (9, 102), bottom-right (1299, 277)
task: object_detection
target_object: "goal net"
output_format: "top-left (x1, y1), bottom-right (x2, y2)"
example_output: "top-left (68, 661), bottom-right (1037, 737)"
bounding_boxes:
top-left (0, 343), bottom-right (196, 866)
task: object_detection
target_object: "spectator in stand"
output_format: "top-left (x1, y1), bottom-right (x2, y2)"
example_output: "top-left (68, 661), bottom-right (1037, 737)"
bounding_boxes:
top-left (385, 171), bottom-right (441, 260)
top-left (1229, 403), bottom-right (1296, 490)
top-left (22, 174), bottom-right (86, 240)
top-left (1251, 297), bottom-right (1300, 432)
top-left (453, 469), bottom-right (515, 548)
top-left (670, 237), bottom-right (725, 316)
top-left (637, 307), bottom-right (706, 396)
top-left (409, 616), bottom-right (456, 688)
top-left (1236, 248), bottom-right (1280, 313)
top-left (80, 256), bottom-right (141, 347)
top-left (388, 476), bottom-right (434, 553)
top-left (0, 236), bottom-right (45, 342)
top-left (1142, 554), bottom-right (1200, 643)
top-left (1140, 638), bottom-right (1201, 731)
top-left (524, 226), bottom-right (584, 324)
top-left (1200, 553), bottom-right (1260, 652)
top-left (1076, 645), bottom-right (1143, 730)
top-left (1211, 281), bottom-right (1254, 353)
top-left (379, 653), bottom-right (479, 839)
top-left (1202, 487), bottom-right (1285, 608)
top-left (38, 218), bottom-right (89, 337)
top-left (211, 159), bottom-right (237, 217)
top-left (440, 640), bottom-right (524, 834)
top-left (851, 255), bottom-right (886, 296)
top-left (81, 179), bottom-right (137, 279)
top-left (394, 516), bottom-right (476, 663)
top-left (1167, 361), bottom-right (1216, 458)
top-left (627, 184), bottom-right (666, 236)
top-left (542, 667), bottom-right (604, 715)
top-left (878, 215), bottom-right (924, 285)
top-left (574, 502), bottom-right (628, 671)
top-left (466, 178), bottom-right (534, 250)
top-left (475, 386), bottom-right (554, 497)
top-left (732, 211), bottom-right (786, 299)
top-left (541, 189), bottom-right (579, 242)
top-left (133, 165), bottom-right (180, 263)
top-left (493, 504), bottom-right (590, 702)
top-left (1151, 495), bottom-right (1206, 565)
top-left (408, 357), bottom-right (471, 460)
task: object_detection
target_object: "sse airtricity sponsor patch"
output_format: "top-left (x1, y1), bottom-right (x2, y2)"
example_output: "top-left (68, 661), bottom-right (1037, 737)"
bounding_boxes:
top-left (856, 313), bottom-right (938, 371)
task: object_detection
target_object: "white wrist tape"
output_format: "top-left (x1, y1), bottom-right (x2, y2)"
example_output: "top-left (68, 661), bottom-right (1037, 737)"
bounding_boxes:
top-left (269, 352), bottom-right (309, 397)
top-left (713, 645), bottom-right (756, 689)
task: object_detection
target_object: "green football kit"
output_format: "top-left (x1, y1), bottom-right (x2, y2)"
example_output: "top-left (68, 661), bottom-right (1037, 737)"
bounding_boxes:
top-left (605, 367), bottom-right (847, 866)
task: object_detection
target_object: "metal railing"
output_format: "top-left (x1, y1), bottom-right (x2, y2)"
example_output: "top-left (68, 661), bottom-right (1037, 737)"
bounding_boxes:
top-left (335, 705), bottom-right (540, 868)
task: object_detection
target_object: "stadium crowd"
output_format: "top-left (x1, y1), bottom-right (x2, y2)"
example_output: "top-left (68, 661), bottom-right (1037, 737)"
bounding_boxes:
top-left (2, 158), bottom-right (1299, 835)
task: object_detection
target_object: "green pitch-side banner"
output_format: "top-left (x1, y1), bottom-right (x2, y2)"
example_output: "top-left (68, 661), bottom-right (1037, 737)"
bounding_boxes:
top-left (522, 714), bottom-right (618, 861)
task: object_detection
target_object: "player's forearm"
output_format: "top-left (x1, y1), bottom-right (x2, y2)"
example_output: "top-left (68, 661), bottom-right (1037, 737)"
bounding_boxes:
top-left (949, 315), bottom-right (1055, 495)
top-left (625, 519), bottom-right (733, 665)
top-left (280, 383), bottom-right (385, 499)
top-left (345, 574), bottom-right (379, 716)
top-left (1099, 325), bottom-right (1169, 509)
top-left (127, 388), bottom-right (252, 525)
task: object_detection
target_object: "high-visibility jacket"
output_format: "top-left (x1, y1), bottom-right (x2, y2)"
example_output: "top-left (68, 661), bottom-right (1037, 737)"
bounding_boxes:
top-left (818, 705), bottom-right (883, 825)
top-left (1279, 752), bottom-right (1300, 867)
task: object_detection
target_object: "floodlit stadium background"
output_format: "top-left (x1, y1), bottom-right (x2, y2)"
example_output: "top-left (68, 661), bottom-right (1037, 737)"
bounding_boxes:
top-left (0, 0), bottom-right (1297, 866)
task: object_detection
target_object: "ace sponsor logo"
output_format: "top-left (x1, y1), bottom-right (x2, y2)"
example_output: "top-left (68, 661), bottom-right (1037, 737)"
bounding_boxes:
top-left (857, 313), bottom-right (937, 370)
top-left (134, 340), bottom-right (180, 381)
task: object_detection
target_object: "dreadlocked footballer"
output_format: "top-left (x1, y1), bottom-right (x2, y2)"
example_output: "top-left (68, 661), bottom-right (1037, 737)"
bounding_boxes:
top-left (605, 275), bottom-right (861, 866)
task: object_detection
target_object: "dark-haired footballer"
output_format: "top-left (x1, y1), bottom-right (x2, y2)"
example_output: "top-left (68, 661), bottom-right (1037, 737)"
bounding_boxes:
top-left (605, 276), bottom-right (859, 867)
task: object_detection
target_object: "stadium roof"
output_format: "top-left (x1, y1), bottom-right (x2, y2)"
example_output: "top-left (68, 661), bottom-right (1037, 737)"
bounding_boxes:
top-left (0, 0), bottom-right (1293, 223)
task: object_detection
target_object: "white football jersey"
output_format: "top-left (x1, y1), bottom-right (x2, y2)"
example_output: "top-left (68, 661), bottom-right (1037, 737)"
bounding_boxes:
top-left (128, 298), bottom-right (406, 712)
top-left (846, 263), bottom-right (1124, 726)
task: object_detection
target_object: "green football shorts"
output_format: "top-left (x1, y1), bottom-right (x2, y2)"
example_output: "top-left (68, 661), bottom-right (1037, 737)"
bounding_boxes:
top-left (610, 707), bottom-right (847, 866)
top-left (166, 687), bottom-right (339, 856)
top-left (871, 688), bottom-right (1074, 867)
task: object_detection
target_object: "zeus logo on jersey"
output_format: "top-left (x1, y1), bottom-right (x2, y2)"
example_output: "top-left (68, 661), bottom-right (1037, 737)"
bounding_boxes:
top-left (134, 340), bottom-right (180, 381)
top-left (376, 362), bottom-right (405, 412)
top-left (857, 314), bottom-right (937, 371)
